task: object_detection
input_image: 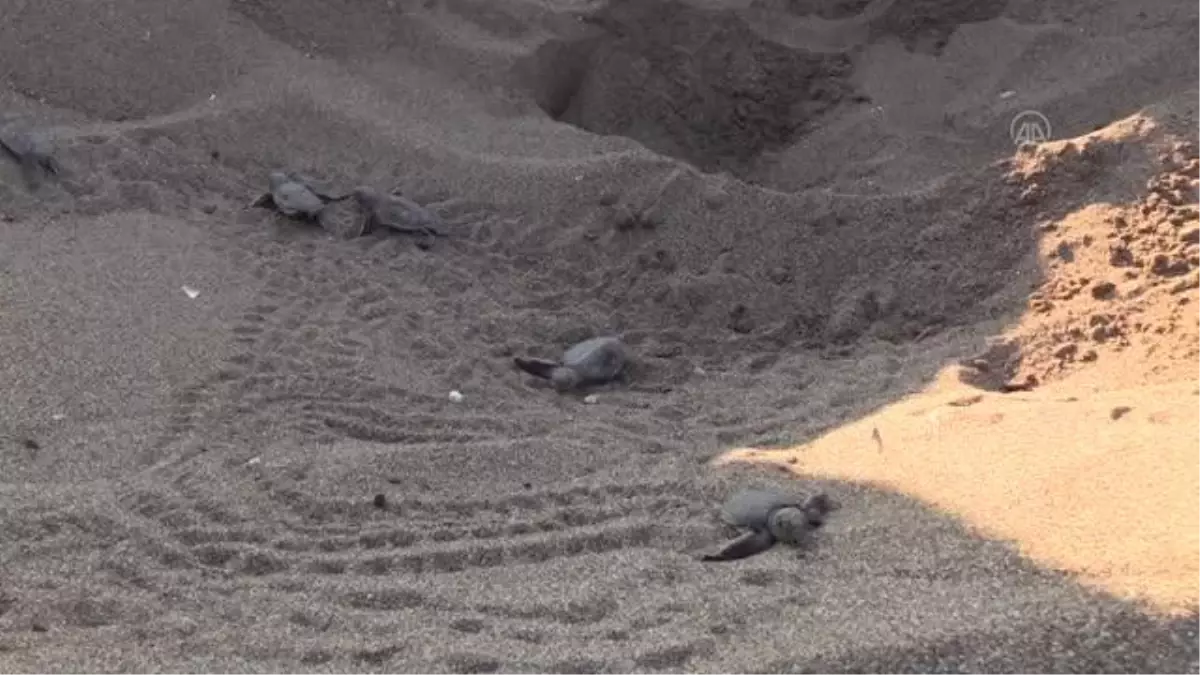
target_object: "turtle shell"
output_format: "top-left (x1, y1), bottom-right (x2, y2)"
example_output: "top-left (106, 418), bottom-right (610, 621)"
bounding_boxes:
top-left (561, 336), bottom-right (628, 383)
top-left (317, 199), bottom-right (368, 239)
top-left (718, 488), bottom-right (810, 530)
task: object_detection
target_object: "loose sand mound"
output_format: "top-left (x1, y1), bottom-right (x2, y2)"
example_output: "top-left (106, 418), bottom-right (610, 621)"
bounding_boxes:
top-left (0, 0), bottom-right (1197, 671)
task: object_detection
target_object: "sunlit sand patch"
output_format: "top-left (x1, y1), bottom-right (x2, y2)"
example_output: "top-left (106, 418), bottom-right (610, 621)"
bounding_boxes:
top-left (716, 366), bottom-right (1200, 616)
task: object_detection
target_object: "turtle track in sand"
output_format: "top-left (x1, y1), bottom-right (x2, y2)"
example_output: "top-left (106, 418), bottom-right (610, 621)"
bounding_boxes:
top-left (89, 201), bottom-right (783, 672)
top-left (83, 166), bottom-right (741, 671)
top-left (120, 472), bottom-right (715, 580)
top-left (150, 213), bottom-right (546, 453)
top-left (111, 448), bottom-right (743, 671)
top-left (121, 203), bottom-right (726, 582)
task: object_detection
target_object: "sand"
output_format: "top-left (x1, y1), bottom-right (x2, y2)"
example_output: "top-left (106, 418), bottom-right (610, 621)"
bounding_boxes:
top-left (0, 0), bottom-right (1197, 671)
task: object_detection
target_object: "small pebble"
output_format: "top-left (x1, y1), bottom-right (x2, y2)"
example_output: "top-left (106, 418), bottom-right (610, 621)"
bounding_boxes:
top-left (1091, 280), bottom-right (1116, 299)
top-left (448, 390), bottom-right (464, 403)
top-left (583, 394), bottom-right (598, 404)
top-left (373, 494), bottom-right (387, 509)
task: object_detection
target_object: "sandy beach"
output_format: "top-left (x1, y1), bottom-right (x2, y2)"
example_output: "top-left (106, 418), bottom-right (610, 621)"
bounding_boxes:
top-left (0, 0), bottom-right (1197, 671)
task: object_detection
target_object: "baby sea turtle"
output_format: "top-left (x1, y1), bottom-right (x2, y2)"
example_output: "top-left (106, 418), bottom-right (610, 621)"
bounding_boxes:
top-left (351, 186), bottom-right (446, 238)
top-left (514, 336), bottom-right (629, 393)
top-left (0, 127), bottom-right (60, 188)
top-left (251, 170), bottom-right (366, 239)
top-left (701, 488), bottom-right (834, 562)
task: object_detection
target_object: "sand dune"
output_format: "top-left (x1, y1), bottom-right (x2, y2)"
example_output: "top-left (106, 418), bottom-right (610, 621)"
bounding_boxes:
top-left (0, 0), bottom-right (1197, 671)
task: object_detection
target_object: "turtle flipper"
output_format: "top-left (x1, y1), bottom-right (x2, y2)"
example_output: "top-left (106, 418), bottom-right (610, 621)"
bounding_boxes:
top-left (0, 132), bottom-right (59, 187)
top-left (37, 153), bottom-right (61, 178)
top-left (32, 152), bottom-right (60, 181)
top-left (381, 223), bottom-right (447, 238)
top-left (514, 357), bottom-right (561, 380)
top-left (0, 138), bottom-right (27, 174)
top-left (0, 137), bottom-right (19, 163)
top-left (701, 529), bottom-right (777, 562)
top-left (250, 192), bottom-right (275, 209)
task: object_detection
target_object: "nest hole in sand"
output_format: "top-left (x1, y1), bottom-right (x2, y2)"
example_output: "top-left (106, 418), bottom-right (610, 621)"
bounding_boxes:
top-left (522, 0), bottom-right (865, 179)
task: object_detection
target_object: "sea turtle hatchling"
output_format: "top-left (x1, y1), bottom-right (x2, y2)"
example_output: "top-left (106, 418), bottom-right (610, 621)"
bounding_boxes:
top-left (701, 487), bottom-right (835, 562)
top-left (514, 336), bottom-right (630, 393)
top-left (351, 186), bottom-right (446, 239)
top-left (251, 170), bottom-right (366, 239)
top-left (0, 126), bottom-right (61, 188)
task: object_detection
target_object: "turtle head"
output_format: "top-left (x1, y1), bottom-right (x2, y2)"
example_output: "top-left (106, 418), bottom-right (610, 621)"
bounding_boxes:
top-left (801, 493), bottom-right (835, 524)
top-left (766, 507), bottom-right (816, 547)
top-left (550, 367), bottom-right (581, 392)
top-left (267, 171), bottom-right (291, 190)
top-left (351, 185), bottom-right (380, 207)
